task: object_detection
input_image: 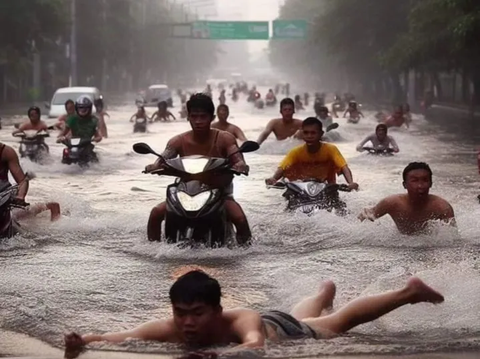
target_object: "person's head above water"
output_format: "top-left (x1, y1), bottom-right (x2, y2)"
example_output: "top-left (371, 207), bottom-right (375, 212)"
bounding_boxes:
top-left (187, 93), bottom-right (215, 133)
top-left (216, 104), bottom-right (229, 122)
top-left (302, 117), bottom-right (324, 146)
top-left (402, 162), bottom-right (433, 197)
top-left (28, 106), bottom-right (41, 123)
top-left (280, 98), bottom-right (295, 121)
top-left (375, 124), bottom-right (388, 141)
top-left (169, 270), bottom-right (222, 345)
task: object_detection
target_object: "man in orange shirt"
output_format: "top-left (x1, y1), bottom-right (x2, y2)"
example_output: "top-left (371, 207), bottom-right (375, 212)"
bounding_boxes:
top-left (266, 117), bottom-right (359, 190)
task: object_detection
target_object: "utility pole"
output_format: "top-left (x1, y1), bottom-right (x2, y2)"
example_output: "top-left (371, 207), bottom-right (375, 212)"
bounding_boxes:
top-left (101, 0), bottom-right (108, 91)
top-left (70, 0), bottom-right (78, 86)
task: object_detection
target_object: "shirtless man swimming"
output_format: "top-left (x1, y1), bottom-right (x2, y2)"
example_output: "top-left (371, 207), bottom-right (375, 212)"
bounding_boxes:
top-left (65, 270), bottom-right (444, 358)
top-left (358, 162), bottom-right (455, 234)
top-left (211, 104), bottom-right (247, 143)
top-left (256, 98), bottom-right (303, 145)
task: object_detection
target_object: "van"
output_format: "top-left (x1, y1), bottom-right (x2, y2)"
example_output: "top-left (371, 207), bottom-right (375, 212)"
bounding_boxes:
top-left (143, 84), bottom-right (173, 108)
top-left (46, 87), bottom-right (101, 118)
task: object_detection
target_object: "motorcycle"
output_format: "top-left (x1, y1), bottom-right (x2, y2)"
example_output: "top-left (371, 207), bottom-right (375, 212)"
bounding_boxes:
top-left (362, 147), bottom-right (395, 156)
top-left (13, 130), bottom-right (49, 162)
top-left (133, 117), bottom-right (147, 133)
top-left (0, 179), bottom-right (31, 239)
top-left (133, 141), bottom-right (260, 248)
top-left (254, 99), bottom-right (265, 109)
top-left (61, 138), bottom-right (98, 167)
top-left (332, 102), bottom-right (345, 112)
top-left (265, 97), bottom-right (277, 107)
top-left (267, 179), bottom-right (351, 216)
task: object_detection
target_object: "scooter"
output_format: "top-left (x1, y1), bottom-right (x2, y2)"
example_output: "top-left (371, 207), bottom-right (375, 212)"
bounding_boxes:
top-left (362, 147), bottom-right (395, 156)
top-left (61, 138), bottom-right (98, 167)
top-left (133, 117), bottom-right (147, 133)
top-left (13, 130), bottom-right (49, 162)
top-left (133, 141), bottom-right (259, 248)
top-left (268, 179), bottom-right (351, 216)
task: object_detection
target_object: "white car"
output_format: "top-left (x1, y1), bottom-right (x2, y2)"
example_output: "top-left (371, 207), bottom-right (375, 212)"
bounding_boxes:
top-left (142, 84), bottom-right (173, 107)
top-left (46, 87), bottom-right (101, 118)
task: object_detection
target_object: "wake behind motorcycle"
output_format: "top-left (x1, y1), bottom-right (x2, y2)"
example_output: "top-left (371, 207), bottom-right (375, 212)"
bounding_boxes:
top-left (13, 130), bottom-right (49, 162)
top-left (268, 179), bottom-right (351, 216)
top-left (61, 138), bottom-right (98, 167)
top-left (362, 147), bottom-right (395, 156)
top-left (133, 141), bottom-right (260, 248)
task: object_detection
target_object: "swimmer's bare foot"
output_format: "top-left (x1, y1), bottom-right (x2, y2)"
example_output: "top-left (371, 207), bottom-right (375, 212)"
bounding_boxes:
top-left (319, 280), bottom-right (336, 315)
top-left (406, 277), bottom-right (444, 304)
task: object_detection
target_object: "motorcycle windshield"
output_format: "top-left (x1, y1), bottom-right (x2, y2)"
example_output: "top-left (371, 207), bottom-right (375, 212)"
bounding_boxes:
top-left (70, 138), bottom-right (81, 146)
top-left (179, 158), bottom-right (209, 174)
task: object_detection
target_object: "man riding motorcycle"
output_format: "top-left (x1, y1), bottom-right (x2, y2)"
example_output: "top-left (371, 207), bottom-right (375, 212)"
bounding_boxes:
top-left (12, 107), bottom-right (50, 158)
top-left (265, 118), bottom-right (358, 211)
top-left (343, 101), bottom-right (364, 122)
top-left (57, 96), bottom-right (102, 146)
top-left (266, 117), bottom-right (358, 189)
top-left (54, 100), bottom-right (75, 130)
top-left (356, 124), bottom-right (399, 153)
top-left (314, 104), bottom-right (333, 128)
top-left (265, 89), bottom-right (277, 106)
top-left (144, 93), bottom-right (252, 245)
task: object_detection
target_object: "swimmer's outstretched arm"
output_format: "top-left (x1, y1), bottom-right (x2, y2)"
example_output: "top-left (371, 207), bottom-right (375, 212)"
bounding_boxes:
top-left (256, 120), bottom-right (275, 145)
top-left (358, 197), bottom-right (392, 222)
top-left (64, 319), bottom-right (172, 353)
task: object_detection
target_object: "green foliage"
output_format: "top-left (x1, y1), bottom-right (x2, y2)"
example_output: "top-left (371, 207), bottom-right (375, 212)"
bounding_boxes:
top-left (270, 0), bottom-right (480, 92)
top-left (0, 0), bottom-right (216, 97)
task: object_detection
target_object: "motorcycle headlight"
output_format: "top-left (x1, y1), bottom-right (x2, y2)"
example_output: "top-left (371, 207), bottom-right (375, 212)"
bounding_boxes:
top-left (176, 191), bottom-right (212, 211)
top-left (306, 182), bottom-right (326, 197)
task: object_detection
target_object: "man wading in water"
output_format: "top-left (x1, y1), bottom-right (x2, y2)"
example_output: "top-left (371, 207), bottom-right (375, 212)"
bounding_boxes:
top-left (358, 162), bottom-right (455, 234)
top-left (65, 270), bottom-right (444, 358)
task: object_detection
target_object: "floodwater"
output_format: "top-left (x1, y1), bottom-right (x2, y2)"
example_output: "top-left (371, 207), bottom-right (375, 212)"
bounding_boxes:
top-left (1, 89), bottom-right (480, 358)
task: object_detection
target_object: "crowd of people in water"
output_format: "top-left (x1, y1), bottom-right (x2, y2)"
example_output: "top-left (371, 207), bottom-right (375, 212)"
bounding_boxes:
top-left (2, 83), bottom-right (453, 358)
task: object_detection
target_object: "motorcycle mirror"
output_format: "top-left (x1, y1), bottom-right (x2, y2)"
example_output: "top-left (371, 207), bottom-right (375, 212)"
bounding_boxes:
top-left (326, 123), bottom-right (339, 132)
top-left (239, 141), bottom-right (260, 153)
top-left (132, 143), bottom-right (165, 161)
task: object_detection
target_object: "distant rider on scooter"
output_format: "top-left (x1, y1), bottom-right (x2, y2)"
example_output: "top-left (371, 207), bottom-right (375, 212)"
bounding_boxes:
top-left (57, 96), bottom-right (103, 147)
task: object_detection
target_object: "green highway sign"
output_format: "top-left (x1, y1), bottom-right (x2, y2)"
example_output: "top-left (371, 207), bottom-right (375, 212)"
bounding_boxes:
top-left (191, 21), bottom-right (269, 40)
top-left (272, 20), bottom-right (308, 39)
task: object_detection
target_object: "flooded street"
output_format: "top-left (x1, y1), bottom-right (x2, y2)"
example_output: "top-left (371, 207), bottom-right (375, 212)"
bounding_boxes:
top-left (1, 91), bottom-right (480, 358)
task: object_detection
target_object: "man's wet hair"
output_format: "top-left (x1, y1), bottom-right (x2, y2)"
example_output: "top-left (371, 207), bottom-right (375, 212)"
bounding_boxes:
top-left (169, 270), bottom-right (222, 307)
top-left (402, 162), bottom-right (433, 182)
top-left (280, 98), bottom-right (294, 109)
top-left (28, 106), bottom-right (40, 117)
top-left (376, 124), bottom-right (388, 132)
top-left (64, 99), bottom-right (74, 108)
top-left (186, 93), bottom-right (215, 117)
top-left (302, 117), bottom-right (323, 131)
top-left (217, 104), bottom-right (229, 112)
